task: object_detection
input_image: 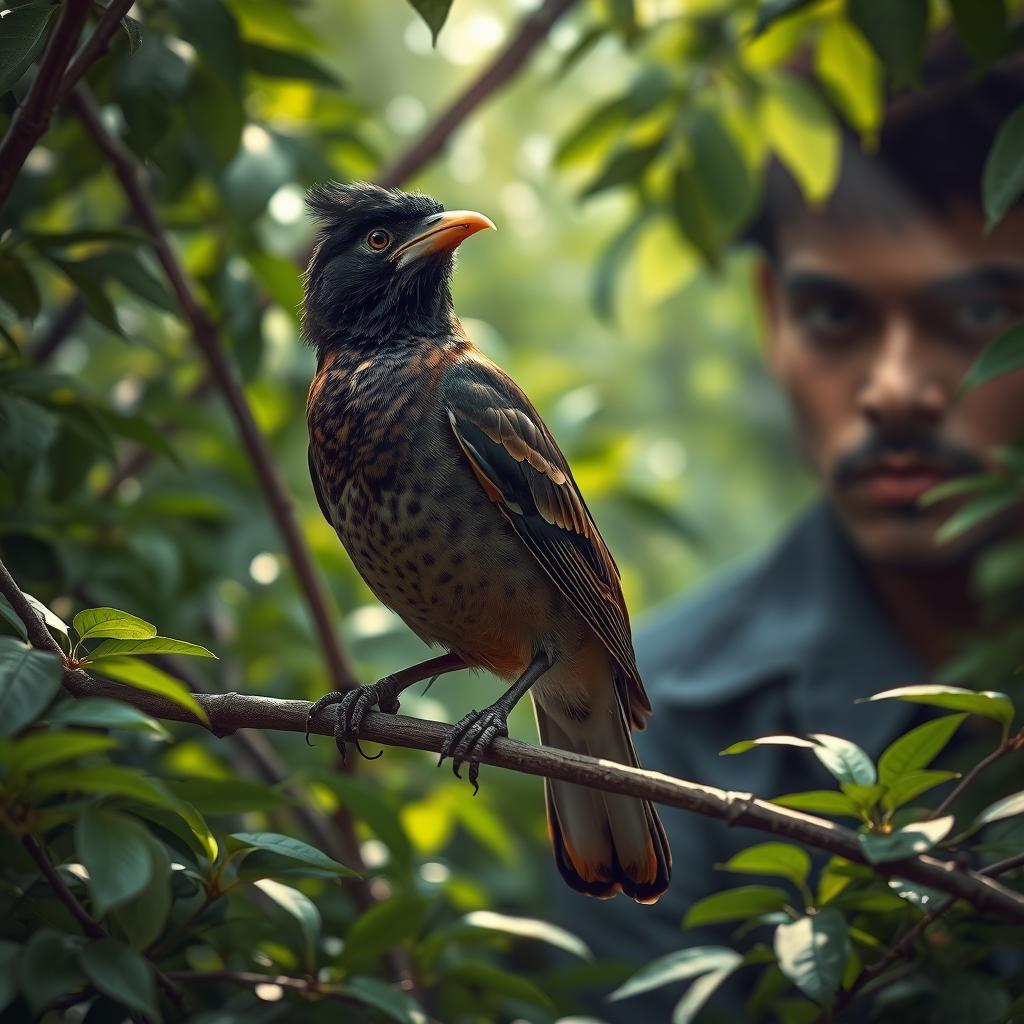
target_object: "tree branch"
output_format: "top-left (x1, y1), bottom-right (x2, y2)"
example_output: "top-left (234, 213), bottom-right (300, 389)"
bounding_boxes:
top-left (376, 0), bottom-right (580, 188)
top-left (56, 0), bottom-right (136, 105)
top-left (2, 563), bottom-right (1023, 926)
top-left (931, 734), bottom-right (1018, 820)
top-left (69, 84), bottom-right (357, 693)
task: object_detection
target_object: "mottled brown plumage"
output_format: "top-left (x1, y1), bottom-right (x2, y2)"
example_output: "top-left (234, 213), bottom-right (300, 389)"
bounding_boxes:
top-left (303, 182), bottom-right (670, 902)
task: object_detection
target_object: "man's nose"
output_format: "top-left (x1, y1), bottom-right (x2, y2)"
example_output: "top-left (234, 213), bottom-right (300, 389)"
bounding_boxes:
top-left (857, 318), bottom-right (947, 431)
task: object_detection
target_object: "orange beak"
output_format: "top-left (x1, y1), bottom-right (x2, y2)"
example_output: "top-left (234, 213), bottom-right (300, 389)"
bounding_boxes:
top-left (390, 209), bottom-right (496, 268)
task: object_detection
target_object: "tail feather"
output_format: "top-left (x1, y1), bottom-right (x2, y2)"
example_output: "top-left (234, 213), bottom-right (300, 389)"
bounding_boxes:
top-left (536, 698), bottom-right (671, 904)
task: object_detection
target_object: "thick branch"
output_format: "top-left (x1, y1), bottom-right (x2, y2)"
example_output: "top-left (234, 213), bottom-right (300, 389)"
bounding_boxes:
top-left (376, 0), bottom-right (579, 188)
top-left (52, 671), bottom-right (1024, 925)
top-left (0, 0), bottom-right (93, 208)
top-left (69, 84), bottom-right (357, 693)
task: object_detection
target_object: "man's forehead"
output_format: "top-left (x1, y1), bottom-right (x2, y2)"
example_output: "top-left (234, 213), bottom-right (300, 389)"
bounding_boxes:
top-left (773, 203), bottom-right (1024, 289)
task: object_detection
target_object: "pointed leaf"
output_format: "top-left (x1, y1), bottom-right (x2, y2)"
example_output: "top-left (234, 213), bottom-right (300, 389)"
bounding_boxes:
top-left (848, 0), bottom-right (928, 86)
top-left (48, 698), bottom-right (171, 739)
top-left (88, 636), bottom-right (216, 660)
top-left (974, 790), bottom-right (1024, 828)
top-left (718, 843), bottom-right (811, 886)
top-left (0, 2), bottom-right (58, 94)
top-left (863, 685), bottom-right (1015, 731)
top-left (859, 816), bottom-right (955, 863)
top-left (721, 735), bottom-right (817, 755)
top-left (684, 886), bottom-right (788, 927)
top-left (343, 975), bottom-right (426, 1024)
top-left (461, 910), bottom-right (591, 960)
top-left (771, 791), bottom-right (861, 818)
top-left (984, 104), bottom-right (1024, 230)
top-left (78, 940), bottom-right (160, 1022)
top-left (17, 929), bottom-right (85, 1014)
top-left (883, 770), bottom-right (960, 812)
top-left (959, 324), bottom-right (1024, 395)
top-left (609, 946), bottom-right (741, 1001)
top-left (254, 878), bottom-right (321, 970)
top-left (340, 896), bottom-right (432, 968)
top-left (0, 594), bottom-right (28, 640)
top-left (673, 965), bottom-right (739, 1023)
top-left (22, 593), bottom-right (69, 637)
top-left (773, 909), bottom-right (849, 1006)
top-left (111, 834), bottom-right (172, 950)
top-left (809, 734), bottom-right (876, 786)
top-left (76, 806), bottom-right (153, 916)
top-left (72, 607), bottom-right (156, 642)
top-left (878, 715), bottom-right (966, 786)
top-left (3, 731), bottom-right (116, 774)
top-left (407, 0), bottom-right (454, 43)
top-left (0, 637), bottom-right (63, 737)
top-left (91, 656), bottom-right (210, 726)
top-left (230, 831), bottom-right (359, 878)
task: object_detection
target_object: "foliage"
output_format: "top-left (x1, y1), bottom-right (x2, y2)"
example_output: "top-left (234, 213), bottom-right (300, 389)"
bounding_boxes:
top-left (1, 0), bottom-right (1023, 1022)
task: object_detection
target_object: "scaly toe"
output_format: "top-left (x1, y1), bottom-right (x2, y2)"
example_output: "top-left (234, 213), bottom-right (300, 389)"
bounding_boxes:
top-left (305, 690), bottom-right (348, 745)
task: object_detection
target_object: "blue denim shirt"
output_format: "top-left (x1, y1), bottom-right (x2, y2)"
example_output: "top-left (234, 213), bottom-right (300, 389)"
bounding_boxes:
top-left (554, 502), bottom-right (926, 1020)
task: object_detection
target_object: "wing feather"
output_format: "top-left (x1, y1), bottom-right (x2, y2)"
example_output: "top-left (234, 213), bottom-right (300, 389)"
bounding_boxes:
top-left (440, 354), bottom-right (650, 727)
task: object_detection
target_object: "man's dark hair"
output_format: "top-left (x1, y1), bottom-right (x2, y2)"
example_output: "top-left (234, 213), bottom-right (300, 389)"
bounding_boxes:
top-left (746, 32), bottom-right (1024, 259)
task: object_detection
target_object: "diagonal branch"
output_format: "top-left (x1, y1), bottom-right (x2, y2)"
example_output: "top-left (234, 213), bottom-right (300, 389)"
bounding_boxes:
top-left (69, 83), bottom-right (357, 694)
top-left (376, 0), bottom-right (579, 188)
top-left (0, 0), bottom-right (93, 208)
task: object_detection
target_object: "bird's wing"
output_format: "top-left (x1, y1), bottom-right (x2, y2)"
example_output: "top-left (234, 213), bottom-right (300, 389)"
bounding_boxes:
top-left (440, 353), bottom-right (650, 727)
top-left (308, 446), bottom-right (333, 525)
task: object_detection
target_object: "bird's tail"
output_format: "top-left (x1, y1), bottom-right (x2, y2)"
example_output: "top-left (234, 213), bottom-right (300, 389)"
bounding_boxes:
top-left (535, 693), bottom-right (671, 904)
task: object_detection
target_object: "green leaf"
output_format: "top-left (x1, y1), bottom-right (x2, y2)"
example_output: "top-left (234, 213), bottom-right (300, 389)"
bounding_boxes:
top-left (3, 731), bottom-right (116, 774)
top-left (684, 885), bottom-right (789, 927)
top-left (877, 715), bottom-right (966, 786)
top-left (774, 909), bottom-right (849, 1006)
top-left (0, 637), bottom-right (63, 737)
top-left (340, 896), bottom-right (432, 968)
top-left (0, 394), bottom-right (59, 482)
top-left (973, 790), bottom-right (1024, 828)
top-left (718, 842), bottom-right (811, 887)
top-left (0, 252), bottom-right (41, 320)
top-left (88, 636), bottom-right (217, 660)
top-left (315, 773), bottom-right (412, 868)
top-left (609, 946), bottom-right (742, 1001)
top-left (0, 2), bottom-right (58, 94)
top-left (883, 770), bottom-right (960, 812)
top-left (0, 594), bottom-right (28, 640)
top-left (760, 72), bottom-right (840, 202)
top-left (937, 486), bottom-right (1021, 544)
top-left (48, 698), bottom-right (171, 739)
top-left (460, 910), bottom-right (591, 960)
top-left (22, 593), bottom-right (69, 638)
top-left (808, 734), bottom-right (876, 786)
top-left (858, 816), bottom-right (955, 864)
top-left (721, 735), bottom-right (817, 755)
top-left (343, 975), bottom-right (426, 1024)
top-left (583, 140), bottom-right (664, 199)
top-left (121, 13), bottom-right (143, 53)
top-left (862, 684), bottom-right (1015, 731)
top-left (91, 656), bottom-right (210, 726)
top-left (230, 831), bottom-right (360, 878)
top-left (17, 929), bottom-right (85, 1015)
top-left (48, 258), bottom-right (122, 336)
top-left (672, 159), bottom-right (721, 267)
top-left (689, 106), bottom-right (755, 235)
top-left (441, 960), bottom-right (554, 1011)
top-left (79, 252), bottom-right (178, 314)
top-left (165, 0), bottom-right (242, 91)
top-left (254, 878), bottom-right (321, 971)
top-left (73, 607), bottom-right (157, 642)
top-left (959, 324), bottom-right (1024, 396)
top-left (243, 42), bottom-right (342, 86)
top-left (814, 17), bottom-right (883, 138)
top-left (839, 783), bottom-right (885, 813)
top-left (848, 0), bottom-right (928, 86)
top-left (165, 777), bottom-right (288, 815)
top-left (76, 806), bottom-right (154, 916)
top-left (771, 791), bottom-right (861, 818)
top-left (0, 939), bottom-right (19, 1014)
top-left (984, 104), bottom-right (1024, 230)
top-left (752, 0), bottom-right (814, 35)
top-left (950, 0), bottom-right (1007, 67)
top-left (887, 877), bottom-right (946, 909)
top-left (110, 834), bottom-right (172, 950)
top-left (407, 0), bottom-right (455, 43)
top-left (673, 965), bottom-right (741, 1024)
top-left (78, 940), bottom-right (160, 1022)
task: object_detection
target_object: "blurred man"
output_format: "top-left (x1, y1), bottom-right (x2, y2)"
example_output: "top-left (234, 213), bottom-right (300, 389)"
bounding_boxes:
top-left (558, 39), bottom-right (1024, 1020)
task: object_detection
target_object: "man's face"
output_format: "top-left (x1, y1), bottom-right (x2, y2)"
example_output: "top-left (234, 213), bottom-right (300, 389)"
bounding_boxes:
top-left (760, 202), bottom-right (1024, 567)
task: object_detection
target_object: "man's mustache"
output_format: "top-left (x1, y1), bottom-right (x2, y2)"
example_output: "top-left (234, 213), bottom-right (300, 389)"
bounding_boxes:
top-left (832, 431), bottom-right (985, 489)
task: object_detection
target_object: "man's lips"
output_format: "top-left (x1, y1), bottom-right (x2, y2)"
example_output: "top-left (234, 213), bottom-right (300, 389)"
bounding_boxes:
top-left (850, 459), bottom-right (956, 505)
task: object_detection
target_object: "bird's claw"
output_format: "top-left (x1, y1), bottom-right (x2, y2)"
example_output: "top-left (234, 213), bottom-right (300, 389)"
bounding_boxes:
top-left (305, 677), bottom-right (402, 763)
top-left (438, 707), bottom-right (508, 794)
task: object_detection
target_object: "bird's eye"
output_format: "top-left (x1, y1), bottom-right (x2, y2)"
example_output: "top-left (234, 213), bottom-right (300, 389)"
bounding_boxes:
top-left (367, 229), bottom-right (391, 251)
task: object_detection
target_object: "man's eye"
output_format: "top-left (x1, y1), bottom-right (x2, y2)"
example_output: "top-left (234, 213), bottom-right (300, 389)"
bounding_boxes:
top-left (954, 297), bottom-right (1015, 332)
top-left (367, 229), bottom-right (391, 250)
top-left (795, 300), bottom-right (858, 334)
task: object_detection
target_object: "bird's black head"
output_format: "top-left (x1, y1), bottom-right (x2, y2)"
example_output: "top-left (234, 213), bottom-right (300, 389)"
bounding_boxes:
top-left (302, 181), bottom-right (495, 359)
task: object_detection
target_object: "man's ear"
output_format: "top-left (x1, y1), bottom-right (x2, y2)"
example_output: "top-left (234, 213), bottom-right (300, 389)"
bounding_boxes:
top-left (755, 257), bottom-right (783, 374)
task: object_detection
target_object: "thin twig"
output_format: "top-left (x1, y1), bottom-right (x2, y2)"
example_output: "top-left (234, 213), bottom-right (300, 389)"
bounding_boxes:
top-left (0, 0), bottom-right (93, 208)
top-left (69, 84), bottom-right (357, 694)
top-left (29, 294), bottom-right (86, 364)
top-left (376, 0), bottom-right (579, 187)
top-left (56, 0), bottom-right (136, 105)
top-left (167, 970), bottom-right (359, 1005)
top-left (931, 735), bottom-right (1019, 820)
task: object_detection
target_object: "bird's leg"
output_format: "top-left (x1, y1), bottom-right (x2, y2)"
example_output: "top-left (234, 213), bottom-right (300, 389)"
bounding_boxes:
top-left (439, 650), bottom-right (553, 794)
top-left (306, 652), bottom-right (466, 763)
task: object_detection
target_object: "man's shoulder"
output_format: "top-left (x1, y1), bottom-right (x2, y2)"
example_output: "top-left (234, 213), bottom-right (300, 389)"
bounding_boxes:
top-left (636, 503), bottom-right (837, 707)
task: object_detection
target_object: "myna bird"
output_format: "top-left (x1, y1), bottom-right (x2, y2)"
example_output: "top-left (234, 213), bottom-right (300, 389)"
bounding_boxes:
top-left (303, 181), bottom-right (670, 903)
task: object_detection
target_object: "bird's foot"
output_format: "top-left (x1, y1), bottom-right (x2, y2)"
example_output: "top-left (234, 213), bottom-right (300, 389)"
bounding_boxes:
top-left (305, 676), bottom-right (403, 764)
top-left (438, 706), bottom-right (509, 794)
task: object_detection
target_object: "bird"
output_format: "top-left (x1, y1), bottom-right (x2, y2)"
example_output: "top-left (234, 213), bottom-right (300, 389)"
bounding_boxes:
top-left (302, 180), bottom-right (670, 903)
